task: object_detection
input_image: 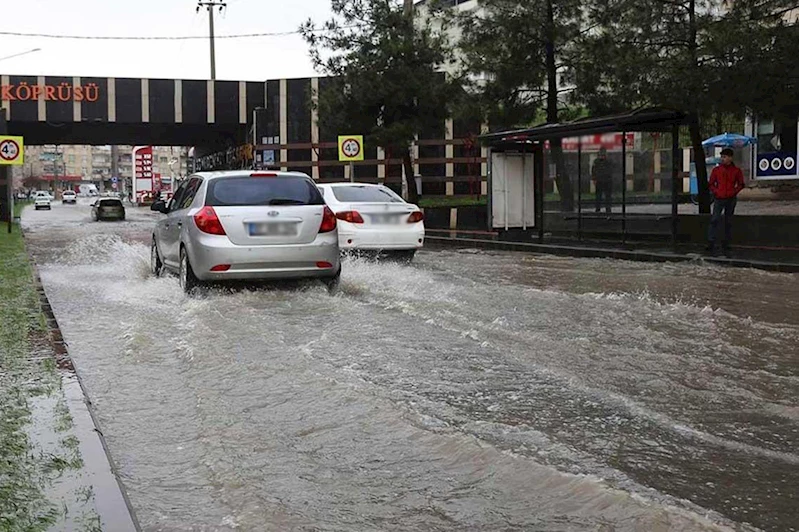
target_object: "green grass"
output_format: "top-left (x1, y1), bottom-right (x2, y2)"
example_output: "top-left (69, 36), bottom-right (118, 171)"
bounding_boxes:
top-left (419, 196), bottom-right (487, 208)
top-left (0, 224), bottom-right (61, 530)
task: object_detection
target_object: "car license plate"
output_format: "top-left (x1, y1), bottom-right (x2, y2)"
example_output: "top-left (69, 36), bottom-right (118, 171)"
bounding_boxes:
top-left (248, 222), bottom-right (298, 236)
top-left (371, 214), bottom-right (401, 224)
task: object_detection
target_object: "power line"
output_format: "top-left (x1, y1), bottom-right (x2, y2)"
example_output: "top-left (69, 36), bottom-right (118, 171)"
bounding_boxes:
top-left (0, 47), bottom-right (41, 62)
top-left (0, 28), bottom-right (338, 41)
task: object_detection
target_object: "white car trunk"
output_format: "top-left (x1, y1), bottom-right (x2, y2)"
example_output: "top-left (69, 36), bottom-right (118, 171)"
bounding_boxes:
top-left (338, 203), bottom-right (415, 225)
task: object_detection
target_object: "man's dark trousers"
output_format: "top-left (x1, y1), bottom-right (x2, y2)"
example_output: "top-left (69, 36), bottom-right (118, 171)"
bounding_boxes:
top-left (708, 197), bottom-right (737, 248)
top-left (595, 180), bottom-right (612, 213)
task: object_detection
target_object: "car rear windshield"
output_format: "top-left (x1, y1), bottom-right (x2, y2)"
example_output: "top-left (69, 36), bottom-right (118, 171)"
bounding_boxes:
top-left (330, 185), bottom-right (403, 203)
top-left (99, 199), bottom-right (123, 207)
top-left (206, 176), bottom-right (324, 207)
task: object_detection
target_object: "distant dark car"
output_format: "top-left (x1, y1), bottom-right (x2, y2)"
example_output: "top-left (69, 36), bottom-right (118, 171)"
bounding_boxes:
top-left (92, 198), bottom-right (126, 221)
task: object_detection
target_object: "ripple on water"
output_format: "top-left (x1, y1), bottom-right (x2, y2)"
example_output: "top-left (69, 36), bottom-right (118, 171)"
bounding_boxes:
top-left (29, 234), bottom-right (795, 531)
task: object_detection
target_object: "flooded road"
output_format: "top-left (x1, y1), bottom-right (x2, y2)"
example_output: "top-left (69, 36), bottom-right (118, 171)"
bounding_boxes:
top-left (22, 201), bottom-right (798, 531)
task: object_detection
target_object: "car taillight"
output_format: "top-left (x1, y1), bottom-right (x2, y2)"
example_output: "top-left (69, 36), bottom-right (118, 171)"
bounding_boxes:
top-left (407, 211), bottom-right (424, 223)
top-left (194, 206), bottom-right (227, 235)
top-left (319, 206), bottom-right (337, 233)
top-left (250, 172), bottom-right (277, 177)
top-left (335, 210), bottom-right (364, 224)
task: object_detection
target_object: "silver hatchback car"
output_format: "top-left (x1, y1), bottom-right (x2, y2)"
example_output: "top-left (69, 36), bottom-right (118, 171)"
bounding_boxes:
top-left (150, 171), bottom-right (341, 293)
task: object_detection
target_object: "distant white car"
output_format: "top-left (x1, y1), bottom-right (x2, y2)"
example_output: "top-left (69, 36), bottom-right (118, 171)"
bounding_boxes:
top-left (317, 183), bottom-right (424, 260)
top-left (34, 191), bottom-right (52, 210)
top-left (62, 190), bottom-right (77, 204)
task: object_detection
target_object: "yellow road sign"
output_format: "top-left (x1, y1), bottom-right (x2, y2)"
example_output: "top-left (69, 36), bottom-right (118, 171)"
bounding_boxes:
top-left (0, 135), bottom-right (23, 165)
top-left (338, 135), bottom-right (364, 162)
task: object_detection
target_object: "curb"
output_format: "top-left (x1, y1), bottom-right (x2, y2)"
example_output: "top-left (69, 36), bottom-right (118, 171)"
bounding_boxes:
top-left (425, 235), bottom-right (799, 273)
top-left (26, 244), bottom-right (141, 531)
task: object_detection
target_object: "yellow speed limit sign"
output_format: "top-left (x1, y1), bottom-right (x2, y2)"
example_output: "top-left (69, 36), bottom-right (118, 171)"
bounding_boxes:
top-left (338, 135), bottom-right (364, 162)
top-left (0, 135), bottom-right (24, 166)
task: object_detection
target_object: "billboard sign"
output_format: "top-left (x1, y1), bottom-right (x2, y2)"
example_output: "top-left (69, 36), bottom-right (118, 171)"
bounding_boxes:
top-left (133, 145), bottom-right (154, 202)
top-left (754, 117), bottom-right (799, 180)
top-left (544, 133), bottom-right (636, 152)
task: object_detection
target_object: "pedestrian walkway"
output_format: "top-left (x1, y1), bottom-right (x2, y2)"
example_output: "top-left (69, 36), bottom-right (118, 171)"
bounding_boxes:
top-left (426, 229), bottom-right (799, 272)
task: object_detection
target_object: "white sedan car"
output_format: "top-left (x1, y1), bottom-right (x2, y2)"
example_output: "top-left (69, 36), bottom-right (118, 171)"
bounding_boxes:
top-left (62, 190), bottom-right (77, 204)
top-left (33, 191), bottom-right (52, 210)
top-left (318, 183), bottom-right (424, 260)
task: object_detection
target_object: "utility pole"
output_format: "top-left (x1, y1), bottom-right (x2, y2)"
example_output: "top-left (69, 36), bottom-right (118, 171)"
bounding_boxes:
top-left (53, 146), bottom-right (60, 196)
top-left (197, 0), bottom-right (226, 80)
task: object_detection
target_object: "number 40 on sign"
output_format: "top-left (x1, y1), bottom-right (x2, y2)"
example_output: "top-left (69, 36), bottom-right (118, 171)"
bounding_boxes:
top-left (0, 136), bottom-right (24, 166)
top-left (338, 135), bottom-right (364, 162)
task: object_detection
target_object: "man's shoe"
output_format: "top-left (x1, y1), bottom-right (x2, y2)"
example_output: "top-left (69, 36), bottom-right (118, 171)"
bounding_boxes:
top-left (722, 246), bottom-right (732, 258)
top-left (705, 244), bottom-right (717, 256)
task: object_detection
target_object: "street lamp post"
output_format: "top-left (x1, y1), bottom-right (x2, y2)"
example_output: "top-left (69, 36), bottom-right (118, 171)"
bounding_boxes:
top-left (1, 48), bottom-right (41, 231)
top-left (0, 48), bottom-right (42, 63)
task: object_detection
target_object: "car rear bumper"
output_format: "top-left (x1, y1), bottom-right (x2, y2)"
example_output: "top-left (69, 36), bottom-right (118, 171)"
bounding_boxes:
top-left (99, 211), bottom-right (125, 219)
top-left (338, 225), bottom-right (425, 250)
top-left (187, 232), bottom-right (341, 281)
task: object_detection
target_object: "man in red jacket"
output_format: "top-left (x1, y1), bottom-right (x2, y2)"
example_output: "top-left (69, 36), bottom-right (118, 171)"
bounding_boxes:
top-left (706, 148), bottom-right (745, 256)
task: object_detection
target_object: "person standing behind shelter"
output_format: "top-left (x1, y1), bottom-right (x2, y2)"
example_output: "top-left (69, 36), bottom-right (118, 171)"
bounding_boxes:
top-left (592, 148), bottom-right (614, 214)
top-left (707, 147), bottom-right (745, 257)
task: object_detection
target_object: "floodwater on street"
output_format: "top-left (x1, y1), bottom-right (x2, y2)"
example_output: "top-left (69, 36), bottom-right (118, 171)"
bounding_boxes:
top-left (21, 201), bottom-right (799, 531)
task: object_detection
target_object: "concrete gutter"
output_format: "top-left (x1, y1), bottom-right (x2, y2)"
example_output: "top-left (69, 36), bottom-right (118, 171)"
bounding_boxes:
top-left (426, 235), bottom-right (799, 273)
top-left (29, 260), bottom-right (141, 532)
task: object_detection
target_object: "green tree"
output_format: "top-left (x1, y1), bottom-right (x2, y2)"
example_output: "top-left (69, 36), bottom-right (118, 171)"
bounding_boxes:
top-left (573, 0), bottom-right (797, 213)
top-left (450, 0), bottom-right (585, 211)
top-left (707, 2), bottom-right (799, 119)
top-left (301, 0), bottom-right (458, 204)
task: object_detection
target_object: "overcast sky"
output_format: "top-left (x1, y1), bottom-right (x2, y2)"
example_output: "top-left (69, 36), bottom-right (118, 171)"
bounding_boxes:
top-left (0, 0), bottom-right (335, 81)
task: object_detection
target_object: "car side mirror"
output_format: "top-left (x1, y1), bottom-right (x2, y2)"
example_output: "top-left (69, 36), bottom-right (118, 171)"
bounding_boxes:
top-left (151, 200), bottom-right (168, 213)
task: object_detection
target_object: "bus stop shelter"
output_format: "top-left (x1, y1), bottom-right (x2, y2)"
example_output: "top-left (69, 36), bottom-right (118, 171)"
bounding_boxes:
top-left (479, 108), bottom-right (690, 245)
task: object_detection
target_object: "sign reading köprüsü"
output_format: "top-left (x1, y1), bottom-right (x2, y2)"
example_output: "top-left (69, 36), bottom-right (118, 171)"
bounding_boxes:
top-left (0, 82), bottom-right (101, 102)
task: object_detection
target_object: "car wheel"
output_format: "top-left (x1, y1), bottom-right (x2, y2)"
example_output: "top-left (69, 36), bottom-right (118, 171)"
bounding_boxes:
top-left (179, 247), bottom-right (201, 294)
top-left (324, 267), bottom-right (342, 295)
top-left (150, 239), bottom-right (164, 277)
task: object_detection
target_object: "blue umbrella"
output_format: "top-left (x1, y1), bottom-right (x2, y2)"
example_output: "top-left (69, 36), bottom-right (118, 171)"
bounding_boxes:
top-left (702, 132), bottom-right (757, 149)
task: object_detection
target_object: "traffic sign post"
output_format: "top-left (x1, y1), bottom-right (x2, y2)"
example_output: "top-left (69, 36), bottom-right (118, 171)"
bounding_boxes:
top-left (0, 136), bottom-right (24, 166)
top-left (0, 132), bottom-right (23, 233)
top-left (338, 135), bottom-right (364, 183)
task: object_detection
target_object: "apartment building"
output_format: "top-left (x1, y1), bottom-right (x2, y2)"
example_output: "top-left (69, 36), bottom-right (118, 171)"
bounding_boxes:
top-left (16, 145), bottom-right (189, 192)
